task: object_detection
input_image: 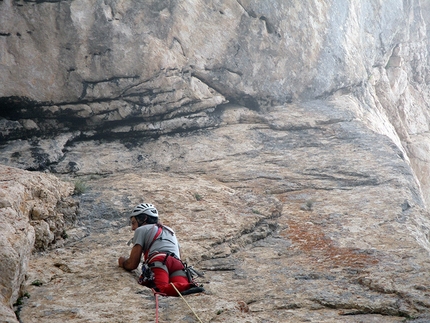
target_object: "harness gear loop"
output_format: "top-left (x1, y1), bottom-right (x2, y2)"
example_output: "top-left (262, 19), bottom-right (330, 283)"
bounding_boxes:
top-left (170, 283), bottom-right (204, 323)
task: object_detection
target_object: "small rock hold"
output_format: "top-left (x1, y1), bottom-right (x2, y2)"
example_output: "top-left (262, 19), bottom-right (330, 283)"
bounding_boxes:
top-left (54, 263), bottom-right (72, 273)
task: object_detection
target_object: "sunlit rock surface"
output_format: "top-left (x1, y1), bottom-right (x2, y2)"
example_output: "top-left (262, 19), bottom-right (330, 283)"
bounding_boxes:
top-left (11, 103), bottom-right (430, 322)
top-left (1, 0), bottom-right (430, 322)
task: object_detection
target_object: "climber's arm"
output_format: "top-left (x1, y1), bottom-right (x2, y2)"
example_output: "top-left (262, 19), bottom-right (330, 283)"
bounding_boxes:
top-left (118, 244), bottom-right (143, 271)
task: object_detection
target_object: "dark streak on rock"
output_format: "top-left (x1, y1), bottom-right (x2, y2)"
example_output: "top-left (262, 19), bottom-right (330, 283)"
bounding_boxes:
top-left (23, 0), bottom-right (65, 3)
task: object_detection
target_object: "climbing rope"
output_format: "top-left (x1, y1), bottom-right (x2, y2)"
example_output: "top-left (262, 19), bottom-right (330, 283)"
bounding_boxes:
top-left (151, 289), bottom-right (166, 323)
top-left (170, 283), bottom-right (204, 323)
top-left (151, 286), bottom-right (203, 323)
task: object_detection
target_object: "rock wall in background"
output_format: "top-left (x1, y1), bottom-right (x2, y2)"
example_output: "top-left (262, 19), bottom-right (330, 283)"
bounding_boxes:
top-left (1, 0), bottom-right (430, 322)
top-left (1, 0), bottom-right (430, 204)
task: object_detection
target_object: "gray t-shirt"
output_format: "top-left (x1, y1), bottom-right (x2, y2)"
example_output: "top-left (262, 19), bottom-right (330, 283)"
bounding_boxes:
top-left (132, 224), bottom-right (181, 259)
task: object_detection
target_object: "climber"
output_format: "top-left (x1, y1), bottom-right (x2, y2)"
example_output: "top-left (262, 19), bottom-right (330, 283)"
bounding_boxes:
top-left (118, 203), bottom-right (204, 296)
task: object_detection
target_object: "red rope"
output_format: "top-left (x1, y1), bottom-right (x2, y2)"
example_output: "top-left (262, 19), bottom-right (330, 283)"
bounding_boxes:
top-left (154, 293), bottom-right (159, 323)
top-left (151, 289), bottom-right (166, 323)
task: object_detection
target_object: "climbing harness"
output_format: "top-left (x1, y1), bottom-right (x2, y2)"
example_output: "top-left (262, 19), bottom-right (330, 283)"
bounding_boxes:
top-left (138, 225), bottom-right (173, 286)
top-left (140, 250), bottom-right (205, 287)
top-left (135, 224), bottom-right (206, 322)
top-left (144, 224), bottom-right (164, 259)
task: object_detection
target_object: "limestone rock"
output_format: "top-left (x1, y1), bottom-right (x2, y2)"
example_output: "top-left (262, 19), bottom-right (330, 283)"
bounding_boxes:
top-left (13, 101), bottom-right (430, 322)
top-left (1, 0), bottom-right (430, 322)
top-left (1, 0), bottom-right (430, 208)
top-left (0, 165), bottom-right (77, 322)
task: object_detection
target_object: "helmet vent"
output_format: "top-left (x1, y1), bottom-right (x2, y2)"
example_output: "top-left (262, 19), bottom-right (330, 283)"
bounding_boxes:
top-left (130, 203), bottom-right (159, 218)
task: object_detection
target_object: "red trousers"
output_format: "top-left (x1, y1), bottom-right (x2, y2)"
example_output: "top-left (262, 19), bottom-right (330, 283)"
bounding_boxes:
top-left (147, 254), bottom-right (191, 296)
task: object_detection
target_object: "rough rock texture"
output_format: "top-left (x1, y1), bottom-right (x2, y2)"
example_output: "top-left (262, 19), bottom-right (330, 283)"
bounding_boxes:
top-left (9, 104), bottom-right (430, 323)
top-left (1, 0), bottom-right (430, 205)
top-left (1, 0), bottom-right (430, 322)
top-left (0, 165), bottom-right (77, 322)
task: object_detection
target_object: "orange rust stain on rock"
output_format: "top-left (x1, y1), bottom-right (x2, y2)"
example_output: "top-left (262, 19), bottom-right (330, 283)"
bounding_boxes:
top-left (285, 221), bottom-right (378, 268)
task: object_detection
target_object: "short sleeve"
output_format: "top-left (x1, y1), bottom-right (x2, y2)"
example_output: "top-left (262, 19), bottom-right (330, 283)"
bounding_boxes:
top-left (132, 226), bottom-right (148, 248)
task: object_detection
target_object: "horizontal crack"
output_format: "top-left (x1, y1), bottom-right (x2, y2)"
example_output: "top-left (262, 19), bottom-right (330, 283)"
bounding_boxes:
top-left (313, 298), bottom-right (412, 318)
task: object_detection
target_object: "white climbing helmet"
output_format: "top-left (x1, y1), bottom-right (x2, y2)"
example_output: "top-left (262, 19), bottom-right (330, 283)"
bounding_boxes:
top-left (130, 203), bottom-right (159, 218)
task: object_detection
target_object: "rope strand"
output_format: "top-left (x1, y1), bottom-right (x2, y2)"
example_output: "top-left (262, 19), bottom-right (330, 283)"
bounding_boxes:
top-left (170, 283), bottom-right (204, 323)
top-left (151, 289), bottom-right (166, 323)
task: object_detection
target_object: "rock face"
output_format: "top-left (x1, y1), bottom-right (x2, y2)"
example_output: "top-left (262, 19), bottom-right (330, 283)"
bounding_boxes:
top-left (5, 105), bottom-right (430, 322)
top-left (1, 0), bottom-right (430, 322)
top-left (14, 116), bottom-right (430, 321)
top-left (0, 165), bottom-right (77, 322)
top-left (1, 0), bottom-right (430, 204)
